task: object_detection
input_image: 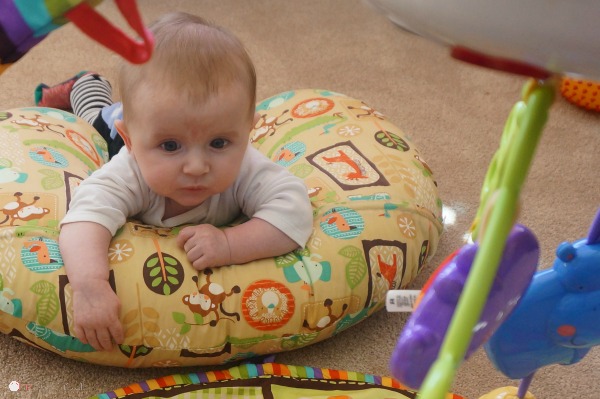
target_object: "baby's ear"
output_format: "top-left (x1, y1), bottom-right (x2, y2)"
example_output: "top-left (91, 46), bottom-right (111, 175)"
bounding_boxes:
top-left (114, 120), bottom-right (132, 151)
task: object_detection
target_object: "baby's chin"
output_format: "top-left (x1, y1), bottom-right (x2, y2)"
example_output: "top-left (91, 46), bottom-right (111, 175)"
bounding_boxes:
top-left (164, 194), bottom-right (211, 217)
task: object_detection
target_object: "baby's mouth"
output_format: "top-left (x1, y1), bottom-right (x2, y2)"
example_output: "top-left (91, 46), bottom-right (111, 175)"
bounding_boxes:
top-left (183, 185), bottom-right (207, 191)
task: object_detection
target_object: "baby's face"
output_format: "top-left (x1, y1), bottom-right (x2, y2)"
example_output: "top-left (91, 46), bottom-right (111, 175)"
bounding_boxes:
top-left (122, 83), bottom-right (255, 212)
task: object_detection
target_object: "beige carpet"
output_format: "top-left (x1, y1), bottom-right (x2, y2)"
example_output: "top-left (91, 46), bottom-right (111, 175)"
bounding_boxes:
top-left (1, 1), bottom-right (599, 398)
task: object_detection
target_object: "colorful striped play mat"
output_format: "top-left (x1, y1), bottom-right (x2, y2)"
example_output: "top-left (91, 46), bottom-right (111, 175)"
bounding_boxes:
top-left (89, 363), bottom-right (464, 398)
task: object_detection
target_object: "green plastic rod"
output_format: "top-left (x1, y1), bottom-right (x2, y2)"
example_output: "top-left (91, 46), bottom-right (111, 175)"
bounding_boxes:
top-left (417, 79), bottom-right (556, 399)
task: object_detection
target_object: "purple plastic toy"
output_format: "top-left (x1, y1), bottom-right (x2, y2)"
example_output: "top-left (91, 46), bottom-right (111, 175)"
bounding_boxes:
top-left (390, 224), bottom-right (539, 389)
top-left (485, 208), bottom-right (600, 386)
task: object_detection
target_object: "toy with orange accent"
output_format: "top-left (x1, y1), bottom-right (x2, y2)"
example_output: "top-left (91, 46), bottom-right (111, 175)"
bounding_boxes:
top-left (0, 0), bottom-right (153, 75)
top-left (560, 77), bottom-right (600, 112)
top-left (478, 386), bottom-right (535, 399)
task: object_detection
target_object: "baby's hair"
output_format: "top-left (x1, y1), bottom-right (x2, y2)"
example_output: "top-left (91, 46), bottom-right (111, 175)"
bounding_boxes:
top-left (118, 12), bottom-right (256, 122)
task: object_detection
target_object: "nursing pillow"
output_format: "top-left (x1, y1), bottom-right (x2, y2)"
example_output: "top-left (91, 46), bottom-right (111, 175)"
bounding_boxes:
top-left (0, 89), bottom-right (442, 367)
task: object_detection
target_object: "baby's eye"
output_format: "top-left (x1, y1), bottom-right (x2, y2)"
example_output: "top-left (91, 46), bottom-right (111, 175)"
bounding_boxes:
top-left (210, 138), bottom-right (229, 149)
top-left (161, 141), bottom-right (181, 152)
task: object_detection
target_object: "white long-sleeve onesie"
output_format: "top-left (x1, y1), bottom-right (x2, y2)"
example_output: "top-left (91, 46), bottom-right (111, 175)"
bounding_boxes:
top-left (60, 145), bottom-right (313, 248)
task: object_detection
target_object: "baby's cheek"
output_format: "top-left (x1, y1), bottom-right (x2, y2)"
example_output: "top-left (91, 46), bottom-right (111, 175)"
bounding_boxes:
top-left (213, 166), bottom-right (240, 191)
top-left (143, 165), bottom-right (177, 195)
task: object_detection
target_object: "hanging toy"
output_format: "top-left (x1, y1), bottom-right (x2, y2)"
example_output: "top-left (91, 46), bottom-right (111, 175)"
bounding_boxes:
top-left (0, 0), bottom-right (153, 75)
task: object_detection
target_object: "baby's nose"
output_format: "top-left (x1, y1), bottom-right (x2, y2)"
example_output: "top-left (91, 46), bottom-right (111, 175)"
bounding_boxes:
top-left (183, 154), bottom-right (209, 175)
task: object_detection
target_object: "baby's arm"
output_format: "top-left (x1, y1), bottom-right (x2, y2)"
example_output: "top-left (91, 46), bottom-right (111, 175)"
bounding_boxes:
top-left (177, 218), bottom-right (297, 270)
top-left (226, 218), bottom-right (298, 261)
top-left (59, 222), bottom-right (124, 351)
top-left (177, 146), bottom-right (312, 270)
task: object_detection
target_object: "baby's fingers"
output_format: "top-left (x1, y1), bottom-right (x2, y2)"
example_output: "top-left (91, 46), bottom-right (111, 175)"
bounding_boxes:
top-left (191, 254), bottom-right (211, 271)
top-left (75, 324), bottom-right (119, 351)
top-left (73, 324), bottom-right (88, 345)
top-left (109, 322), bottom-right (124, 345)
top-left (176, 226), bottom-right (194, 248)
top-left (83, 327), bottom-right (116, 351)
top-left (79, 327), bottom-right (103, 351)
top-left (95, 328), bottom-right (114, 351)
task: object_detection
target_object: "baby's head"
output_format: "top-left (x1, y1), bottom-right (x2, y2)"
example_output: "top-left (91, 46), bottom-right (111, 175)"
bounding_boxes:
top-left (118, 11), bottom-right (256, 124)
top-left (114, 12), bottom-right (260, 212)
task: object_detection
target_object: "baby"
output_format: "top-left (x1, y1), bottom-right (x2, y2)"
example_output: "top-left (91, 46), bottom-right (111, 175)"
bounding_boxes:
top-left (58, 12), bottom-right (312, 351)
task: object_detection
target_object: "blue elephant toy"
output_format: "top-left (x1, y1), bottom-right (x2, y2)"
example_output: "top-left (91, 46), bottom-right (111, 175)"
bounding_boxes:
top-left (485, 208), bottom-right (600, 382)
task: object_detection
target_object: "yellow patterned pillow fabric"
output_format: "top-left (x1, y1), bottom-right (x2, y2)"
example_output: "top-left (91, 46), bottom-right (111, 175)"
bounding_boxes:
top-left (0, 89), bottom-right (442, 367)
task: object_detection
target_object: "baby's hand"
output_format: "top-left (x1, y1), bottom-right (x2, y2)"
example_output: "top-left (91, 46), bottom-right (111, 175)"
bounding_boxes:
top-left (71, 279), bottom-right (124, 351)
top-left (177, 224), bottom-right (231, 270)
